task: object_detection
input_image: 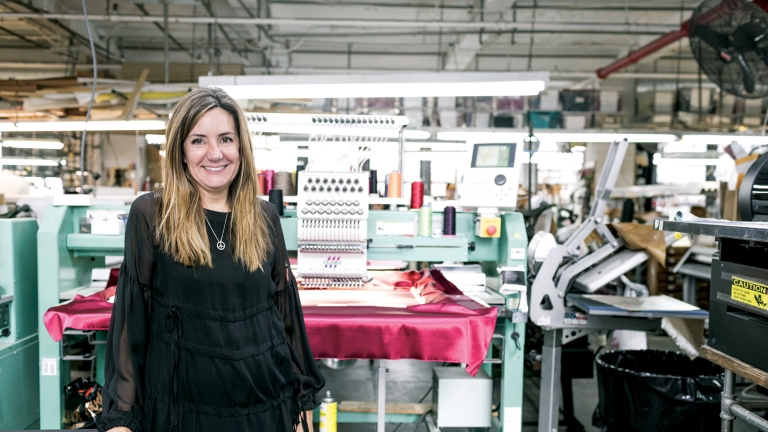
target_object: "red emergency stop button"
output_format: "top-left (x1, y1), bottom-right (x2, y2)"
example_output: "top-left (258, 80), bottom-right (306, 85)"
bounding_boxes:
top-left (486, 225), bottom-right (497, 236)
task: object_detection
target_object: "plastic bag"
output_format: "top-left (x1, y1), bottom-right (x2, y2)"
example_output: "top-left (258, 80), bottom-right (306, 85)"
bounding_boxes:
top-left (593, 350), bottom-right (722, 432)
top-left (63, 378), bottom-right (103, 429)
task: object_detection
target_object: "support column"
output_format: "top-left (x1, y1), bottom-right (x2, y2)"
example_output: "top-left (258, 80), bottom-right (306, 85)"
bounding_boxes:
top-left (538, 329), bottom-right (562, 432)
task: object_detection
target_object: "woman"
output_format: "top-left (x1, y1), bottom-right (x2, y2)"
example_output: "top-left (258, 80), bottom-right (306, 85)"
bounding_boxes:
top-left (98, 87), bottom-right (324, 432)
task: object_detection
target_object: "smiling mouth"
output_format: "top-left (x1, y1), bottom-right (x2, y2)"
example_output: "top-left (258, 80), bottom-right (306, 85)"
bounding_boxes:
top-left (203, 165), bottom-right (228, 172)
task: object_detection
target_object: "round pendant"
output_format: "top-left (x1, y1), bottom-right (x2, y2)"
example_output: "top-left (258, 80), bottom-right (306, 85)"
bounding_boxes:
top-left (217, 240), bottom-right (225, 251)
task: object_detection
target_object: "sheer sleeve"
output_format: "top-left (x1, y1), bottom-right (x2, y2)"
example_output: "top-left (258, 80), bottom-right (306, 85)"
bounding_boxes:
top-left (98, 194), bottom-right (156, 432)
top-left (268, 203), bottom-right (325, 415)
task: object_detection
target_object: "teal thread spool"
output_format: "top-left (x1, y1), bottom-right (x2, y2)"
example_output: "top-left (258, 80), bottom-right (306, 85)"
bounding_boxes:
top-left (418, 203), bottom-right (432, 237)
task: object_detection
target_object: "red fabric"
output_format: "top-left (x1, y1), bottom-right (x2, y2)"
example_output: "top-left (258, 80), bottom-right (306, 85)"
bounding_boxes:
top-left (43, 269), bottom-right (497, 376)
top-left (303, 270), bottom-right (497, 376)
top-left (43, 286), bottom-right (117, 343)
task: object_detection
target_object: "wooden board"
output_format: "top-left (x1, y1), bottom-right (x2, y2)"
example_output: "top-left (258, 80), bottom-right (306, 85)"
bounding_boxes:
top-left (339, 401), bottom-right (432, 415)
top-left (701, 345), bottom-right (768, 390)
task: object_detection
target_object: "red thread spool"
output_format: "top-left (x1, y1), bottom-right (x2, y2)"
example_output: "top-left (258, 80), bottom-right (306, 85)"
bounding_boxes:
top-left (257, 174), bottom-right (267, 195)
top-left (411, 181), bottom-right (424, 209)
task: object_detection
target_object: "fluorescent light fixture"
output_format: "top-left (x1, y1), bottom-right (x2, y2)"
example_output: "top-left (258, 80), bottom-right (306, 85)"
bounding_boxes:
top-left (662, 141), bottom-right (708, 153)
top-left (437, 130), bottom-right (676, 143)
top-left (0, 120), bottom-right (166, 132)
top-left (1, 139), bottom-right (64, 150)
top-left (202, 72), bottom-right (549, 99)
top-left (571, 145), bottom-right (586, 152)
top-left (0, 157), bottom-right (60, 166)
top-left (405, 130), bottom-right (431, 140)
top-left (652, 154), bottom-right (719, 166)
top-left (145, 134), bottom-right (166, 145)
top-left (522, 152), bottom-right (584, 168)
top-left (680, 134), bottom-right (768, 145)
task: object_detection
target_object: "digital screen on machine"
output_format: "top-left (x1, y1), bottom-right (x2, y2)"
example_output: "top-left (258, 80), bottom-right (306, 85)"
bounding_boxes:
top-left (471, 144), bottom-right (516, 168)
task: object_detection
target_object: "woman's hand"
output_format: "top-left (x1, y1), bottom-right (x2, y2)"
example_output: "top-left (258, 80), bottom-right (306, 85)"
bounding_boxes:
top-left (107, 428), bottom-right (132, 432)
top-left (296, 410), bottom-right (313, 432)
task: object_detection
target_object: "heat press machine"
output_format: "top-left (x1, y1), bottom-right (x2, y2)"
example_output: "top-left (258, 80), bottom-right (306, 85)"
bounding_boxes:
top-left (529, 139), bottom-right (708, 432)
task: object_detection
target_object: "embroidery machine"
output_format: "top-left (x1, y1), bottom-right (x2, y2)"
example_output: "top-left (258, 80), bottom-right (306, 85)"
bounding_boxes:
top-left (36, 114), bottom-right (530, 432)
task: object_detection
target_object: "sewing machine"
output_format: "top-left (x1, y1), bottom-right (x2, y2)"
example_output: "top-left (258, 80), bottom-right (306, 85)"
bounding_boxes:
top-left (0, 219), bottom-right (39, 429)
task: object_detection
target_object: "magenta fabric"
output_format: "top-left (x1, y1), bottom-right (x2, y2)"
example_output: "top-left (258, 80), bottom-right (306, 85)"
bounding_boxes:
top-left (43, 269), bottom-right (497, 376)
top-left (43, 286), bottom-right (116, 342)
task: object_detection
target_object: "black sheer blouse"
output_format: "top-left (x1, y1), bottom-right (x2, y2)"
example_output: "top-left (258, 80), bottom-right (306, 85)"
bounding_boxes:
top-left (97, 193), bottom-right (324, 432)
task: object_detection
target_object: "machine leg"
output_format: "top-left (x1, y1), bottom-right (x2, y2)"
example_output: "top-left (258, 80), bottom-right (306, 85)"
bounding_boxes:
top-left (377, 361), bottom-right (387, 432)
top-left (722, 369), bottom-right (735, 432)
top-left (500, 319), bottom-right (525, 432)
top-left (539, 329), bottom-right (562, 432)
top-left (683, 276), bottom-right (696, 305)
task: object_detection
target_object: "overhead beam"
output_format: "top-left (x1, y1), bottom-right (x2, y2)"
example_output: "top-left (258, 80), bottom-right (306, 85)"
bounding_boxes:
top-left (2, 0), bottom-right (116, 62)
top-left (133, 3), bottom-right (190, 56)
top-left (0, 12), bottom-right (682, 33)
top-left (0, 24), bottom-right (48, 49)
top-left (267, 0), bottom-right (696, 12)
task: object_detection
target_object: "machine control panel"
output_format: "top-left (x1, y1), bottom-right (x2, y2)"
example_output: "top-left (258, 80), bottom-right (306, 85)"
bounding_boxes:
top-left (459, 143), bottom-right (523, 210)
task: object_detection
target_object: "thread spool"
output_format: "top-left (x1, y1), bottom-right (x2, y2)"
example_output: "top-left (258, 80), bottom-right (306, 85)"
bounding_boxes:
top-left (418, 204), bottom-right (432, 237)
top-left (369, 170), bottom-right (378, 196)
top-left (269, 189), bottom-right (284, 216)
top-left (387, 172), bottom-right (402, 198)
top-left (257, 174), bottom-right (267, 195)
top-left (420, 161), bottom-right (432, 197)
top-left (264, 169), bottom-right (275, 195)
top-left (443, 206), bottom-right (456, 235)
top-left (411, 181), bottom-right (424, 209)
top-left (274, 171), bottom-right (295, 196)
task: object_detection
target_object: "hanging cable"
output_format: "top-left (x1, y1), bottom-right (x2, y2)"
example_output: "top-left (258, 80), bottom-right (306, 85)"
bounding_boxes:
top-left (80, 0), bottom-right (98, 194)
top-left (526, 0), bottom-right (537, 71)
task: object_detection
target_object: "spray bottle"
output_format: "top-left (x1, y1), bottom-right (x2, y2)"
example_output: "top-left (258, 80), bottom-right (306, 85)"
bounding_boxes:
top-left (319, 390), bottom-right (337, 432)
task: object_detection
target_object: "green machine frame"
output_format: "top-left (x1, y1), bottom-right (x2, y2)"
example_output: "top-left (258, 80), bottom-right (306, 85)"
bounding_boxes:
top-left (37, 204), bottom-right (527, 431)
top-left (38, 205), bottom-right (127, 429)
top-left (0, 219), bottom-right (40, 430)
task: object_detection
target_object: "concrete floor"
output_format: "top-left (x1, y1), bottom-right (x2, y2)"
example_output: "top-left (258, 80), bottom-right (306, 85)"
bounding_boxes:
top-left (315, 340), bottom-right (765, 431)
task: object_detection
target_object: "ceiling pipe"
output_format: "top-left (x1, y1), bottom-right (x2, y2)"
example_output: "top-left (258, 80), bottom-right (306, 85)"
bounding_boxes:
top-left (597, 0), bottom-right (768, 79)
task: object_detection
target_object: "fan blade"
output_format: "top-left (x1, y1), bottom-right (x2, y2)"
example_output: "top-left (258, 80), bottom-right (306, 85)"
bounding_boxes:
top-left (695, 25), bottom-right (732, 52)
top-left (736, 54), bottom-right (757, 93)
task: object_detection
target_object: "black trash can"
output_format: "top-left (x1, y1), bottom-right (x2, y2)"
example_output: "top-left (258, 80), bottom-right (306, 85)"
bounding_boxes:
top-left (593, 350), bottom-right (723, 432)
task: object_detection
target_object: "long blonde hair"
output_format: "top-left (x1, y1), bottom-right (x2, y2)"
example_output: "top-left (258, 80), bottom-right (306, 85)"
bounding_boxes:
top-left (156, 87), bottom-right (271, 272)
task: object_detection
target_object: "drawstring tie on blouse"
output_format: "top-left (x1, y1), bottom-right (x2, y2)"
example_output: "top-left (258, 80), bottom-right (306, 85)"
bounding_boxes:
top-left (292, 396), bottom-right (309, 432)
top-left (164, 305), bottom-right (183, 429)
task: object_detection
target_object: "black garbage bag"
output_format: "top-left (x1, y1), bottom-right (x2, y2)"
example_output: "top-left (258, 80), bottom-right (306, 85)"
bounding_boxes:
top-left (592, 350), bottom-right (723, 432)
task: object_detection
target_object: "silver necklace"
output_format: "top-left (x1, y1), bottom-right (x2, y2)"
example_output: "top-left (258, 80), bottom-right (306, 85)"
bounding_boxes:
top-left (204, 212), bottom-right (228, 251)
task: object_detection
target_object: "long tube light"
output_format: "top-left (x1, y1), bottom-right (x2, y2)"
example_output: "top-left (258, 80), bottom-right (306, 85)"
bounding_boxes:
top-left (0, 157), bottom-right (60, 166)
top-left (202, 72), bottom-right (549, 99)
top-left (680, 134), bottom-right (768, 145)
top-left (652, 154), bottom-right (719, 166)
top-left (0, 120), bottom-right (166, 132)
top-left (1, 139), bottom-right (64, 150)
top-left (436, 130), bottom-right (677, 143)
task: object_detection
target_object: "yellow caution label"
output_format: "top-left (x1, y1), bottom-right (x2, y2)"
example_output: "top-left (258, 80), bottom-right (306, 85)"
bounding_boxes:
top-left (731, 277), bottom-right (768, 310)
top-left (513, 232), bottom-right (522, 239)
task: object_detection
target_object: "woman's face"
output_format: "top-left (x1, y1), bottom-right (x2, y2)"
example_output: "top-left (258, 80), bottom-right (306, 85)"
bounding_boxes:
top-left (183, 107), bottom-right (240, 197)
